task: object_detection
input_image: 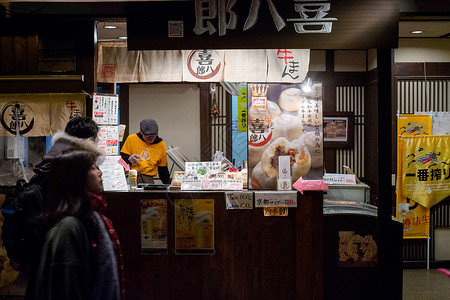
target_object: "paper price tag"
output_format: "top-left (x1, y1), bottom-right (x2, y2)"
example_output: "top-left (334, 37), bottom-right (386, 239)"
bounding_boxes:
top-left (225, 192), bottom-right (253, 209)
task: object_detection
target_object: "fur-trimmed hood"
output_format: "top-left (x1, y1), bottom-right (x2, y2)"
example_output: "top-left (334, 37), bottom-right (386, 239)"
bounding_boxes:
top-left (34, 131), bottom-right (105, 176)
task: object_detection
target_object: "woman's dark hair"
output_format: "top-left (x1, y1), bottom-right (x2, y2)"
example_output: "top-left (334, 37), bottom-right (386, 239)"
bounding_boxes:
top-left (64, 117), bottom-right (99, 139)
top-left (46, 148), bottom-right (99, 224)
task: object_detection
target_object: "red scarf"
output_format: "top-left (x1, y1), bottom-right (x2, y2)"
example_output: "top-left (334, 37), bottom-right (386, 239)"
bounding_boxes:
top-left (90, 193), bottom-right (126, 300)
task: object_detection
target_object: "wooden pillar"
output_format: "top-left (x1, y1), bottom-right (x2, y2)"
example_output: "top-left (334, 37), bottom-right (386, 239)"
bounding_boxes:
top-left (376, 48), bottom-right (395, 299)
top-left (199, 83), bottom-right (212, 161)
top-left (323, 50), bottom-right (337, 173)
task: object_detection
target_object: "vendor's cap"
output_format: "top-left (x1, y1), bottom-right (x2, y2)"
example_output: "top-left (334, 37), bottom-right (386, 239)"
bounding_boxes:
top-left (140, 119), bottom-right (158, 136)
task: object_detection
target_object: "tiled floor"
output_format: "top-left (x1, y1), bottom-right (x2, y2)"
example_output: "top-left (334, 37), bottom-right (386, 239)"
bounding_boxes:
top-left (403, 269), bottom-right (450, 299)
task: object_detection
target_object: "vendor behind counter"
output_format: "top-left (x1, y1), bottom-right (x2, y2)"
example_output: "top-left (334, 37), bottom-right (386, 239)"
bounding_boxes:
top-left (120, 118), bottom-right (171, 184)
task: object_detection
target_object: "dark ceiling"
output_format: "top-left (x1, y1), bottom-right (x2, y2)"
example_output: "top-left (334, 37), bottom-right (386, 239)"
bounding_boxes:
top-left (2, 0), bottom-right (450, 40)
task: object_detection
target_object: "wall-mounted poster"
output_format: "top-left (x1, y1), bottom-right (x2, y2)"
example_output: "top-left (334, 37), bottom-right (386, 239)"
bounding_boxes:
top-left (175, 199), bottom-right (214, 254)
top-left (141, 199), bottom-right (168, 254)
top-left (323, 112), bottom-right (354, 148)
top-left (98, 125), bottom-right (119, 155)
top-left (92, 93), bottom-right (119, 125)
top-left (248, 83), bottom-right (323, 189)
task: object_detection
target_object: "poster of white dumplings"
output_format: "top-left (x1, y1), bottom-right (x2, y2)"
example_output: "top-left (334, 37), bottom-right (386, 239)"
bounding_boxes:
top-left (248, 83), bottom-right (323, 189)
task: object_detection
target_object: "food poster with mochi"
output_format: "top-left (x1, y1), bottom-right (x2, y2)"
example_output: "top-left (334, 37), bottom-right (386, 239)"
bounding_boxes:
top-left (248, 83), bottom-right (323, 189)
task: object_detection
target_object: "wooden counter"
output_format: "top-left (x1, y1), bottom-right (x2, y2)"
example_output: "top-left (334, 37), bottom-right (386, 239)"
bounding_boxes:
top-left (104, 190), bottom-right (323, 300)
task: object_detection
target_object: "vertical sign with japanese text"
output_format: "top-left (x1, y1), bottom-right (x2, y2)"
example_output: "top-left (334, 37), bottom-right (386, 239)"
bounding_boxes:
top-left (402, 135), bottom-right (450, 208)
top-left (98, 126), bottom-right (119, 155)
top-left (238, 87), bottom-right (247, 132)
top-left (396, 114), bottom-right (432, 238)
top-left (248, 83), bottom-right (323, 189)
top-left (92, 94), bottom-right (119, 125)
top-left (175, 199), bottom-right (215, 254)
top-left (93, 93), bottom-right (120, 156)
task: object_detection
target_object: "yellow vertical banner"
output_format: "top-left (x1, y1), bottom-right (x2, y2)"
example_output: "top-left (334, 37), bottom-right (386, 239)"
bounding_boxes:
top-left (237, 86), bottom-right (248, 132)
top-left (175, 199), bottom-right (214, 254)
top-left (397, 114), bottom-right (432, 238)
top-left (402, 135), bottom-right (450, 208)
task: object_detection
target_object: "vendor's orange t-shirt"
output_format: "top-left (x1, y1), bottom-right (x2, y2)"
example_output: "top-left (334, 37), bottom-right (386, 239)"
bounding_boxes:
top-left (121, 134), bottom-right (167, 176)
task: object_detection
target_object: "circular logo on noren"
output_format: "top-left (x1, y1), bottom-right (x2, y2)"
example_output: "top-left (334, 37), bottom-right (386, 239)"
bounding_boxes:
top-left (187, 50), bottom-right (222, 80)
top-left (0, 102), bottom-right (35, 135)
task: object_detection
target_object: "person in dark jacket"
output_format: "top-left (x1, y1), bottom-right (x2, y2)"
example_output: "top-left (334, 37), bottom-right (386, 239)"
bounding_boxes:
top-left (25, 117), bottom-right (101, 300)
top-left (35, 148), bottom-right (123, 300)
top-left (32, 117), bottom-right (100, 186)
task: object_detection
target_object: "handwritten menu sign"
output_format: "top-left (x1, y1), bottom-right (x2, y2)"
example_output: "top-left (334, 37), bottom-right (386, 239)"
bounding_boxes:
top-left (225, 192), bottom-right (253, 209)
top-left (185, 162), bottom-right (221, 176)
top-left (254, 191), bottom-right (298, 207)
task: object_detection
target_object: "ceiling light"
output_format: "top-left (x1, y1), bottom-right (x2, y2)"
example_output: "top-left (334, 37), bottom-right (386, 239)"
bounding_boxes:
top-left (410, 30), bottom-right (424, 34)
top-left (104, 25), bottom-right (118, 29)
top-left (117, 36), bottom-right (127, 40)
top-left (301, 78), bottom-right (312, 93)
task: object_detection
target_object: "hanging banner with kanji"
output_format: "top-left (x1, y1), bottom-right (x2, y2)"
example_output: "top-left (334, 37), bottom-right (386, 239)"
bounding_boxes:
top-left (396, 114), bottom-right (432, 238)
top-left (237, 86), bottom-right (247, 132)
top-left (401, 135), bottom-right (450, 209)
top-left (98, 43), bottom-right (311, 84)
top-left (266, 49), bottom-right (309, 83)
top-left (0, 93), bottom-right (85, 137)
